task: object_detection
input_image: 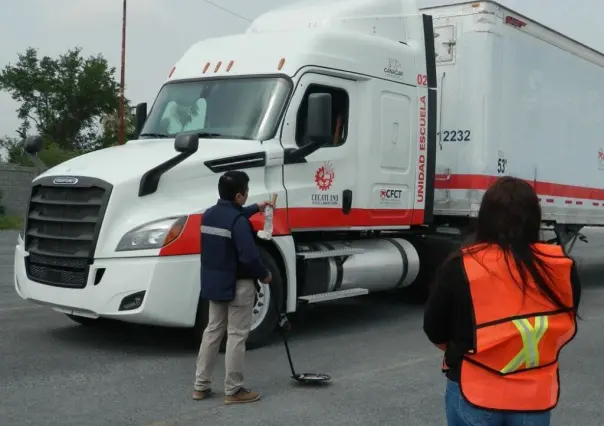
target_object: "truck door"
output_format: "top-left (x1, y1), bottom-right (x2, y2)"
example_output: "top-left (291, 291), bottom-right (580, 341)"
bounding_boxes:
top-left (280, 73), bottom-right (358, 231)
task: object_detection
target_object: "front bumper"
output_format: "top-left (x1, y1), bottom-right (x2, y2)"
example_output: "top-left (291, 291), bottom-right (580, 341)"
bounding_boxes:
top-left (14, 238), bottom-right (200, 328)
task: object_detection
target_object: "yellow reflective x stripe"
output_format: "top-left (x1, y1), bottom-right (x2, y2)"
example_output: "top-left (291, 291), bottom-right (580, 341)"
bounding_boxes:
top-left (500, 316), bottom-right (549, 374)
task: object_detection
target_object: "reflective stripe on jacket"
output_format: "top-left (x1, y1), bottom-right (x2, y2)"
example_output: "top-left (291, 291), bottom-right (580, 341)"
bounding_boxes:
top-left (456, 242), bottom-right (577, 412)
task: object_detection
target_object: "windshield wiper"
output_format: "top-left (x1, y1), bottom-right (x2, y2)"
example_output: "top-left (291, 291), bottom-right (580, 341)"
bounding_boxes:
top-left (197, 132), bottom-right (254, 140)
top-left (197, 132), bottom-right (224, 138)
top-left (139, 133), bottom-right (170, 138)
top-left (140, 132), bottom-right (251, 140)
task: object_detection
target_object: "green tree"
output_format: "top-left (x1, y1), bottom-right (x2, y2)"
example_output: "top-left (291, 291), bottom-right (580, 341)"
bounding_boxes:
top-left (0, 136), bottom-right (82, 168)
top-left (0, 46), bottom-right (122, 152)
top-left (97, 101), bottom-right (137, 149)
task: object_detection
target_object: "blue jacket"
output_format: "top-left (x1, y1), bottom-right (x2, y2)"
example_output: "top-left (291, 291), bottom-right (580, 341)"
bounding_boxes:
top-left (199, 199), bottom-right (269, 301)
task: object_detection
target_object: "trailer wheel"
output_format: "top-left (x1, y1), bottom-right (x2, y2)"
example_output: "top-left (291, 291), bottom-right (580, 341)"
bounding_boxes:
top-left (191, 245), bottom-right (284, 351)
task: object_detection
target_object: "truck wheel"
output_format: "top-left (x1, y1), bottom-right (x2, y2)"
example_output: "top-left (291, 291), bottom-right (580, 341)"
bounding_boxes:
top-left (401, 232), bottom-right (464, 303)
top-left (191, 245), bottom-right (284, 351)
top-left (246, 246), bottom-right (284, 349)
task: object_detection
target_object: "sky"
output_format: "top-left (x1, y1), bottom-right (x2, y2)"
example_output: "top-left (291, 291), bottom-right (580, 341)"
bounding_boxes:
top-left (0, 0), bottom-right (602, 139)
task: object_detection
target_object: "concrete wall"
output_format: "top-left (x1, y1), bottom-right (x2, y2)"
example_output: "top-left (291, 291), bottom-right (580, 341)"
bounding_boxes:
top-left (0, 164), bottom-right (38, 216)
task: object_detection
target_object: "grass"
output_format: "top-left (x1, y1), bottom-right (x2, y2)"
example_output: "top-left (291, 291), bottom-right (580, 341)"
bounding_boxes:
top-left (0, 215), bottom-right (23, 230)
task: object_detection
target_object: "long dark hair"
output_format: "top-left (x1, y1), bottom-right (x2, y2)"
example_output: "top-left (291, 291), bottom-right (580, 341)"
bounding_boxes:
top-left (439, 176), bottom-right (572, 312)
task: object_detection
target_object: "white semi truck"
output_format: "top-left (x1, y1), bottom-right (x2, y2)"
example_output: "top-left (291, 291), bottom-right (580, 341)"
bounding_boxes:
top-left (14, 0), bottom-right (604, 348)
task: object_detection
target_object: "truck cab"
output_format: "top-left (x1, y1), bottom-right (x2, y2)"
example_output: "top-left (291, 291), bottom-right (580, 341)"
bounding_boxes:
top-left (14, 0), bottom-right (437, 348)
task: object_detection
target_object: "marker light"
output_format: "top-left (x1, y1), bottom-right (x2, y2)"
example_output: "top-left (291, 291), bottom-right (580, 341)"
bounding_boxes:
top-left (505, 16), bottom-right (526, 28)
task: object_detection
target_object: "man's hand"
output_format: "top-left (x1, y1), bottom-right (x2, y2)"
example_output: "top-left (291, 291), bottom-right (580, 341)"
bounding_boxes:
top-left (256, 200), bottom-right (274, 212)
top-left (262, 271), bottom-right (272, 284)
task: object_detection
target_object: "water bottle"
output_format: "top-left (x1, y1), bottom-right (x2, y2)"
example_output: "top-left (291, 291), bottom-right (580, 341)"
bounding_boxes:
top-left (258, 193), bottom-right (277, 240)
top-left (263, 204), bottom-right (274, 236)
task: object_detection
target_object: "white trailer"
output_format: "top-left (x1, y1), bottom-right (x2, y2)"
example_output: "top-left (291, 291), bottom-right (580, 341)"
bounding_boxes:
top-left (14, 0), bottom-right (604, 348)
top-left (423, 1), bottom-right (604, 226)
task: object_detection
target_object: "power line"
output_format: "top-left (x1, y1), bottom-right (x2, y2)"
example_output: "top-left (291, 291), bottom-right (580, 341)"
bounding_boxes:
top-left (201, 0), bottom-right (252, 23)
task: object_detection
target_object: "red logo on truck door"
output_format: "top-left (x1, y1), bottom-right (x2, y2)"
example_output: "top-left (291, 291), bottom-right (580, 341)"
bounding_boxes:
top-left (315, 161), bottom-right (335, 191)
top-left (416, 96), bottom-right (427, 203)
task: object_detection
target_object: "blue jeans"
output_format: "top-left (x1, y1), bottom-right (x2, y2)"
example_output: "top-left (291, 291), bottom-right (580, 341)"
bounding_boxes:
top-left (445, 379), bottom-right (552, 426)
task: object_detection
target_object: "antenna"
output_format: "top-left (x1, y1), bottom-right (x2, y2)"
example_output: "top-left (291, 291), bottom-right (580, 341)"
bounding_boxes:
top-left (201, 0), bottom-right (251, 22)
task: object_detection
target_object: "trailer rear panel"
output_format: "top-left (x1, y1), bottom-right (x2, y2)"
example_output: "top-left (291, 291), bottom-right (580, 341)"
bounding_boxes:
top-left (421, 1), bottom-right (604, 225)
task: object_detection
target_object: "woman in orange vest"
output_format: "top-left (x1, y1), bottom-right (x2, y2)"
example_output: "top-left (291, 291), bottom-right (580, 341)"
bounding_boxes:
top-left (423, 176), bottom-right (581, 426)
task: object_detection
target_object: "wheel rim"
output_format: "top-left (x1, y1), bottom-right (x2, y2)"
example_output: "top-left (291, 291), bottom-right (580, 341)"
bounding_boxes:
top-left (251, 281), bottom-right (271, 331)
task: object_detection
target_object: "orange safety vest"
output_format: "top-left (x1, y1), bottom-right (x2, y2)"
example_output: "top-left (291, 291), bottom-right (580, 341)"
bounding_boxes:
top-left (455, 242), bottom-right (577, 412)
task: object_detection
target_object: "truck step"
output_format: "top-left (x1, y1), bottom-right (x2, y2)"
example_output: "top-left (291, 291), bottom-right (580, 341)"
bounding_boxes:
top-left (298, 288), bottom-right (369, 303)
top-left (296, 247), bottom-right (364, 259)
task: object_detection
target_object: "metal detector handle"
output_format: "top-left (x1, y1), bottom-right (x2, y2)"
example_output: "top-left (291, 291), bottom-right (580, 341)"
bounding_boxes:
top-left (278, 313), bottom-right (292, 332)
top-left (263, 279), bottom-right (291, 332)
top-left (269, 292), bottom-right (297, 377)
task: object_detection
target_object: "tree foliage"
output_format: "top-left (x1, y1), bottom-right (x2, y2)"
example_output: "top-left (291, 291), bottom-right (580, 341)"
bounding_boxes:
top-left (0, 136), bottom-right (83, 168)
top-left (0, 46), bottom-right (136, 166)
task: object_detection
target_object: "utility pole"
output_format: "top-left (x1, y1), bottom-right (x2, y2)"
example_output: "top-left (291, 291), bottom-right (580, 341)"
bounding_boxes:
top-left (118, 0), bottom-right (127, 145)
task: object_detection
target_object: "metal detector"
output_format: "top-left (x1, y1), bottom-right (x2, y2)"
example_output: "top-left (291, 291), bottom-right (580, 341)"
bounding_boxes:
top-left (260, 282), bottom-right (331, 385)
top-left (277, 311), bottom-right (331, 384)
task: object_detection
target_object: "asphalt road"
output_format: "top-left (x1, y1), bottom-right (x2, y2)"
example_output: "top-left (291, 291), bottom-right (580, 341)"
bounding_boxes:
top-left (1, 229), bottom-right (604, 426)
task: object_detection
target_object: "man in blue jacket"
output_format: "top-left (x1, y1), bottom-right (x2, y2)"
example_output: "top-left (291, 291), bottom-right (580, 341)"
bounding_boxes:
top-left (193, 170), bottom-right (272, 405)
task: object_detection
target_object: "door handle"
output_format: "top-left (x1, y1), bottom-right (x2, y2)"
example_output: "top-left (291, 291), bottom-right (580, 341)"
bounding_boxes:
top-left (342, 189), bottom-right (352, 215)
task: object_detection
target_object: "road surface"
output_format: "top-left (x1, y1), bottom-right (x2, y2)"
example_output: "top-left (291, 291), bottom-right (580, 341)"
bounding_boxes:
top-left (1, 229), bottom-right (603, 425)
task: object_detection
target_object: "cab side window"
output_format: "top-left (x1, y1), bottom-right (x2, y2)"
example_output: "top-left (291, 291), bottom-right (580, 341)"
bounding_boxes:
top-left (295, 84), bottom-right (349, 148)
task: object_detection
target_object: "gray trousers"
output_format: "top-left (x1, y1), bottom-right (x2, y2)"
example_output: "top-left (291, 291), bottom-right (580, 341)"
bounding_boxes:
top-left (194, 279), bottom-right (256, 395)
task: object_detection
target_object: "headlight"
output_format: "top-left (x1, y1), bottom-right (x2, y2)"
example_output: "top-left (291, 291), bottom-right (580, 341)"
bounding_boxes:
top-left (115, 216), bottom-right (187, 252)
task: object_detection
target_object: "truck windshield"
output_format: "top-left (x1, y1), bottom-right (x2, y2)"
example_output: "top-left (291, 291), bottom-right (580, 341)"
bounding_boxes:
top-left (139, 76), bottom-right (291, 141)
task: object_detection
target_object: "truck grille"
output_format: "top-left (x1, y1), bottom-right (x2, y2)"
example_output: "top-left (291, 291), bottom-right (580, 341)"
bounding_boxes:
top-left (23, 176), bottom-right (113, 289)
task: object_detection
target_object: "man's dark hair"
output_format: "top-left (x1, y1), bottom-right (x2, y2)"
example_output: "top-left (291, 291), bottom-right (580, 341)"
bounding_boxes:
top-left (218, 171), bottom-right (250, 201)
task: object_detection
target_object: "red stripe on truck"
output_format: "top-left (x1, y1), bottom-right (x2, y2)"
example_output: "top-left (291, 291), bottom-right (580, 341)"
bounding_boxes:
top-left (159, 207), bottom-right (424, 256)
top-left (159, 209), bottom-right (294, 256)
top-left (159, 174), bottom-right (603, 257)
top-left (159, 213), bottom-right (202, 256)
top-left (435, 174), bottom-right (604, 200)
top-left (285, 207), bottom-right (421, 229)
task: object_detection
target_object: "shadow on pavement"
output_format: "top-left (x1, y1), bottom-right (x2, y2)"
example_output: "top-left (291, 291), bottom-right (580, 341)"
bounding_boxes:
top-left (46, 292), bottom-right (420, 354)
top-left (48, 320), bottom-right (199, 355)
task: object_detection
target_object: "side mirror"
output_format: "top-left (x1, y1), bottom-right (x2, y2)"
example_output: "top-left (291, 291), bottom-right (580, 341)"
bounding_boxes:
top-left (174, 132), bottom-right (199, 154)
top-left (22, 135), bottom-right (47, 174)
top-left (139, 132), bottom-right (199, 197)
top-left (306, 93), bottom-right (332, 145)
top-left (283, 93), bottom-right (333, 164)
top-left (135, 102), bottom-right (148, 138)
top-left (24, 135), bottom-right (43, 155)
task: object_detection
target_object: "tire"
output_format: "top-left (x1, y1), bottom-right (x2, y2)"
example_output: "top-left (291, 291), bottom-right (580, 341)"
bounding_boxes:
top-left (398, 233), bottom-right (463, 303)
top-left (191, 245), bottom-right (285, 351)
top-left (246, 246), bottom-right (284, 349)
